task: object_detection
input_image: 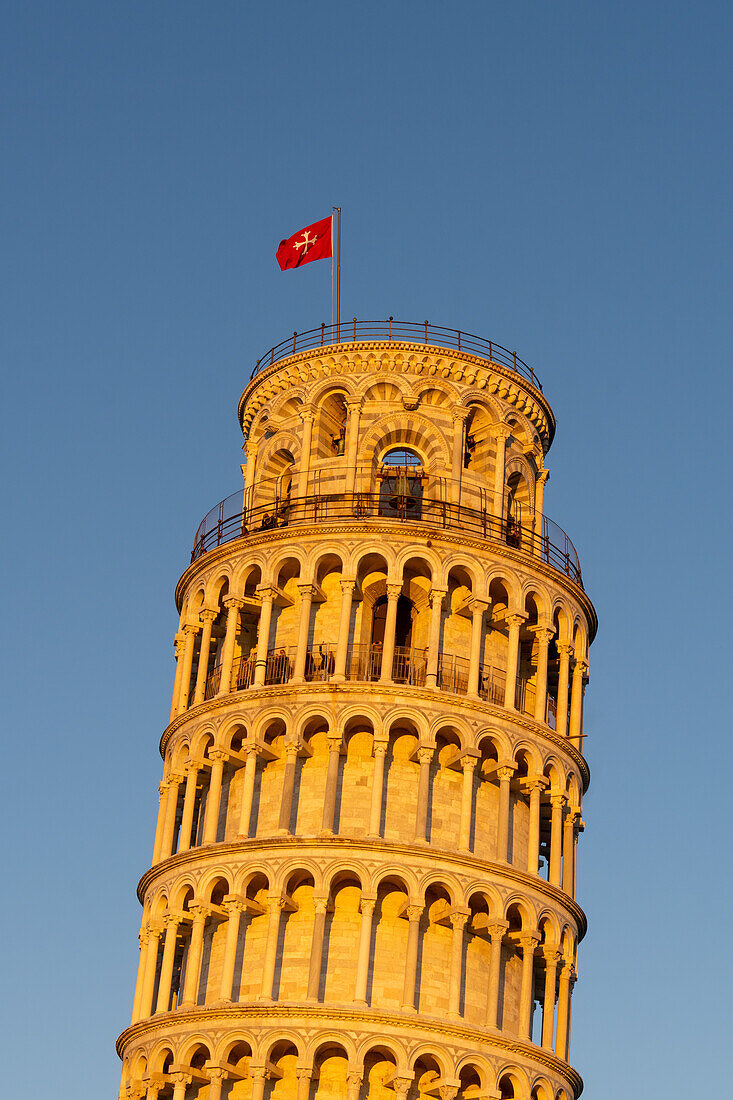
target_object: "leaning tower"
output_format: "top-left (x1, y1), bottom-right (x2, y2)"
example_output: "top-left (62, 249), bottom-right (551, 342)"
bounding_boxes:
top-left (118, 320), bottom-right (596, 1100)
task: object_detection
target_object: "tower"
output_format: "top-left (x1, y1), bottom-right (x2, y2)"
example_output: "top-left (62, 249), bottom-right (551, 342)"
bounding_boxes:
top-left (117, 320), bottom-right (596, 1100)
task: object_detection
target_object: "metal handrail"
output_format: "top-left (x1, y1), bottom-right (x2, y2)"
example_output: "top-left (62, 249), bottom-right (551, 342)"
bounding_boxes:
top-left (250, 319), bottom-right (541, 389)
top-left (191, 490), bottom-right (582, 585)
top-left (203, 642), bottom-right (554, 722)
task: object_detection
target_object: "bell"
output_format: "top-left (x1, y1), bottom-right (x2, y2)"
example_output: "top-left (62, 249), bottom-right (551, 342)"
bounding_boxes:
top-left (389, 468), bottom-right (416, 510)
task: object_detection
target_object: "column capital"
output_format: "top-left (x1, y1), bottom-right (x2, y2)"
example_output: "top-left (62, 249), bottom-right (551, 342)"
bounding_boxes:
top-left (295, 1068), bottom-right (314, 1082)
top-left (557, 641), bottom-right (574, 657)
top-left (222, 595), bottom-right (245, 611)
top-left (529, 623), bottom-right (555, 643)
top-left (208, 749), bottom-right (228, 764)
top-left (171, 1072), bottom-right (193, 1087)
top-left (223, 896), bottom-right (247, 917)
top-left (386, 581), bottom-right (403, 599)
top-left (187, 902), bottom-right (209, 925)
top-left (199, 608), bottom-right (218, 623)
top-left (505, 612), bottom-right (527, 629)
top-left (359, 896), bottom-right (377, 915)
top-left (313, 896), bottom-right (330, 915)
top-left (296, 582), bottom-right (319, 599)
top-left (255, 585), bottom-right (276, 603)
top-left (550, 792), bottom-right (568, 810)
top-left (496, 764), bottom-right (515, 781)
top-left (451, 407), bottom-right (471, 424)
top-left (492, 421), bottom-right (513, 440)
top-left (165, 772), bottom-right (185, 788)
top-left (182, 622), bottom-right (199, 636)
top-left (405, 903), bottom-right (424, 922)
top-left (347, 1071), bottom-right (363, 1089)
top-left (339, 577), bottom-right (357, 593)
top-left (469, 596), bottom-right (490, 613)
top-left (460, 753), bottom-right (478, 773)
top-left (429, 586), bottom-right (448, 605)
top-left (518, 930), bottom-right (541, 951)
top-left (449, 910), bottom-right (470, 930)
top-left (573, 657), bottom-right (589, 675)
top-left (372, 738), bottom-right (389, 757)
top-left (392, 1077), bottom-right (413, 1099)
top-left (417, 746), bottom-right (434, 765)
top-left (487, 919), bottom-right (510, 940)
top-left (541, 944), bottom-right (562, 965)
top-left (537, 467), bottom-right (550, 485)
top-left (327, 732), bottom-right (343, 752)
top-left (438, 1086), bottom-right (460, 1100)
top-left (345, 395), bottom-right (363, 411)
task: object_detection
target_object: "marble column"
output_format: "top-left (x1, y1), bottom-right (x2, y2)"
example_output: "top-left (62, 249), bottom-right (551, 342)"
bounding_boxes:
top-left (333, 578), bottom-right (356, 681)
top-left (354, 897), bottom-right (376, 1006)
top-left (218, 596), bottom-right (244, 696)
top-left (192, 608), bottom-right (218, 704)
top-left (401, 904), bottom-right (423, 1011)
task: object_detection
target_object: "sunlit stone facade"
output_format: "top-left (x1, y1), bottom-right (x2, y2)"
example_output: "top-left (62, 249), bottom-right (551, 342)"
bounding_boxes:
top-left (117, 326), bottom-right (597, 1100)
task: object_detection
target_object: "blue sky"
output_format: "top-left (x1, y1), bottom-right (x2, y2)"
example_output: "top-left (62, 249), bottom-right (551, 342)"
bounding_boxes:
top-left (1, 2), bottom-right (730, 1096)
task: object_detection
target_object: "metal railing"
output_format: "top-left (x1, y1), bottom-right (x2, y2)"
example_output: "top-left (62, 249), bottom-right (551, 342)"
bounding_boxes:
top-left (191, 490), bottom-right (582, 585)
top-left (250, 319), bottom-right (541, 389)
top-left (204, 642), bottom-right (554, 722)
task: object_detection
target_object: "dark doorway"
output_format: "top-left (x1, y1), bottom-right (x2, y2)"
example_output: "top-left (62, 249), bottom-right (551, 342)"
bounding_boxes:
top-left (371, 593), bottom-right (414, 647)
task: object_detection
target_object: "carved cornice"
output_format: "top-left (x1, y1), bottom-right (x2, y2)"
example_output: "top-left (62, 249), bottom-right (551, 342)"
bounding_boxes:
top-left (236, 342), bottom-right (555, 449)
top-left (116, 1002), bottom-right (582, 1096)
top-left (135, 833), bottom-right (587, 938)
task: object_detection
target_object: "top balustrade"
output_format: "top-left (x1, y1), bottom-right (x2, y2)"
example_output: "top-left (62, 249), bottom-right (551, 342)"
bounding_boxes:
top-left (249, 318), bottom-right (542, 390)
top-left (191, 489), bottom-right (582, 586)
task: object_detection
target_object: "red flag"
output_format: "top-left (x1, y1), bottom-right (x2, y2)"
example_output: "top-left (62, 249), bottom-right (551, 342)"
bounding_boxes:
top-left (276, 216), bottom-right (333, 270)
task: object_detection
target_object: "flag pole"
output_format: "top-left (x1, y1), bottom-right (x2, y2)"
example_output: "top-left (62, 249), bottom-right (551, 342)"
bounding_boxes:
top-left (334, 206), bottom-right (341, 332)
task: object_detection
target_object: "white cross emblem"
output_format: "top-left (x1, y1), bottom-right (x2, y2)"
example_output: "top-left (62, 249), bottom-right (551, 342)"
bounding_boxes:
top-left (295, 230), bottom-right (318, 252)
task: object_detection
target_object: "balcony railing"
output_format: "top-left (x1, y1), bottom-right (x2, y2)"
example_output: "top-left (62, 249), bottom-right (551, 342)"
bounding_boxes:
top-left (191, 490), bottom-right (582, 585)
top-left (203, 643), bottom-right (557, 727)
top-left (250, 319), bottom-right (541, 389)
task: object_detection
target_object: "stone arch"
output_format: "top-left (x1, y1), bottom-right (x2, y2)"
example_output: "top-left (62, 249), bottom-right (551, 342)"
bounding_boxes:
top-left (259, 1032), bottom-right (303, 1064)
top-left (429, 715), bottom-right (472, 752)
top-left (372, 866), bottom-right (418, 896)
top-left (358, 411), bottom-right (451, 471)
top-left (307, 1032), bottom-right (357, 1063)
top-left (417, 871), bottom-right (460, 907)
top-left (277, 858), bottom-right (324, 894)
top-left (438, 552), bottom-right (485, 594)
top-left (305, 376), bottom-right (359, 408)
top-left (463, 880), bottom-right (503, 915)
top-left (384, 709), bottom-right (429, 742)
top-left (503, 895), bottom-right (537, 929)
top-left (408, 1047), bottom-right (451, 1080)
top-left (496, 1065), bottom-right (529, 1100)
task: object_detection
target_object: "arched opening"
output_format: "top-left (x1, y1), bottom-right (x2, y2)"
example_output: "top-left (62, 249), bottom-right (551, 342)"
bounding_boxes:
top-left (378, 447), bottom-right (425, 520)
top-left (370, 592), bottom-right (414, 648)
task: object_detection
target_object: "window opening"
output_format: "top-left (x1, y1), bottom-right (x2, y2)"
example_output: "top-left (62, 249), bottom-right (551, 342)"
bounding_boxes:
top-left (378, 448), bottom-right (425, 519)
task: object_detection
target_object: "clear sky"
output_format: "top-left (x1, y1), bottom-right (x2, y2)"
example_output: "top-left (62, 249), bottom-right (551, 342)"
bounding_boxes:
top-left (1, 2), bottom-right (730, 1096)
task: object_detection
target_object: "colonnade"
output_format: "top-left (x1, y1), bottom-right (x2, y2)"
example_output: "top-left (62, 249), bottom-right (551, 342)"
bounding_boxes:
top-left (169, 588), bottom-right (588, 751)
top-left (131, 881), bottom-right (577, 1062)
top-left (125, 1038), bottom-right (574, 1100)
top-left (151, 733), bottom-right (582, 895)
